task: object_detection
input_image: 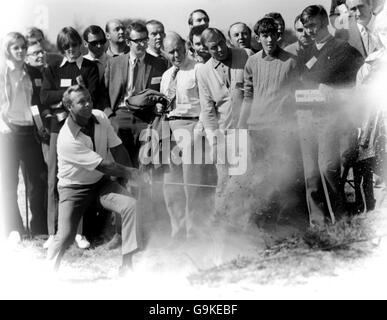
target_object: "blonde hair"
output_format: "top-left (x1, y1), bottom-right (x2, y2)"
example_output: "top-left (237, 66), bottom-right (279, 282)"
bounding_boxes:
top-left (1, 32), bottom-right (26, 60)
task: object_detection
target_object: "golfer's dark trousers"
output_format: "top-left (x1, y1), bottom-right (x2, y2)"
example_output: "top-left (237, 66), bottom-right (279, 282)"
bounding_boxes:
top-left (47, 178), bottom-right (140, 270)
top-left (0, 126), bottom-right (47, 236)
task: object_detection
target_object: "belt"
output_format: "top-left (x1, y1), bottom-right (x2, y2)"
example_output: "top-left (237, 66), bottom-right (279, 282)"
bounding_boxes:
top-left (166, 116), bottom-right (199, 121)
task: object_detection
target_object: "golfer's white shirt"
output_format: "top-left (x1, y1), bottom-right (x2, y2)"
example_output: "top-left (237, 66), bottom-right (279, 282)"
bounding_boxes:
top-left (57, 109), bottom-right (122, 187)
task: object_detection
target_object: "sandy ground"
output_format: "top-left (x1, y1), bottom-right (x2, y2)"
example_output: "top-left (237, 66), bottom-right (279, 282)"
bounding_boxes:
top-left (1, 170), bottom-right (387, 299)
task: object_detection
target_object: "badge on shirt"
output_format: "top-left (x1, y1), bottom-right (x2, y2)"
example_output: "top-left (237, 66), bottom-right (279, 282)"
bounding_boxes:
top-left (34, 79), bottom-right (42, 87)
top-left (306, 56), bottom-right (318, 70)
top-left (151, 77), bottom-right (162, 85)
top-left (60, 79), bottom-right (72, 87)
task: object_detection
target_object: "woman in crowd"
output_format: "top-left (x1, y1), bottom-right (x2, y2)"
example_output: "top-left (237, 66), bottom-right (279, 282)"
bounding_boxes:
top-left (0, 32), bottom-right (48, 242)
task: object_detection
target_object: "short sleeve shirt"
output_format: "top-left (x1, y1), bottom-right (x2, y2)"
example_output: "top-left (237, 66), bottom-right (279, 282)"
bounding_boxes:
top-left (57, 109), bottom-right (122, 186)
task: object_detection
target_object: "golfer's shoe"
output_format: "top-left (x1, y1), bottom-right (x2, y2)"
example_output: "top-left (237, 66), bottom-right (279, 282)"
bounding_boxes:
top-left (7, 231), bottom-right (21, 248)
top-left (43, 235), bottom-right (55, 249)
top-left (75, 234), bottom-right (90, 249)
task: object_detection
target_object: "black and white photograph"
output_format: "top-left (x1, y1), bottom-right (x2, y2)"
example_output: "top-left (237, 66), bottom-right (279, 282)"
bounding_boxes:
top-left (1, 0), bottom-right (387, 302)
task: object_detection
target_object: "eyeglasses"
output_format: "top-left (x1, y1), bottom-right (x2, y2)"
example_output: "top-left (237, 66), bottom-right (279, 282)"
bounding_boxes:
top-left (27, 50), bottom-right (46, 57)
top-left (129, 37), bottom-right (149, 44)
top-left (88, 39), bottom-right (107, 47)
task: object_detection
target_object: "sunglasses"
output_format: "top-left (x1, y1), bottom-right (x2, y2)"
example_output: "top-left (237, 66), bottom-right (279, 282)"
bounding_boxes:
top-left (88, 39), bottom-right (107, 47)
top-left (129, 37), bottom-right (149, 44)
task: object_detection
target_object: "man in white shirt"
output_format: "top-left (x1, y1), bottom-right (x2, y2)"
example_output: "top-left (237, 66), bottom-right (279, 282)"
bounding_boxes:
top-left (160, 32), bottom-right (217, 242)
top-left (46, 84), bottom-right (142, 275)
top-left (347, 0), bottom-right (383, 57)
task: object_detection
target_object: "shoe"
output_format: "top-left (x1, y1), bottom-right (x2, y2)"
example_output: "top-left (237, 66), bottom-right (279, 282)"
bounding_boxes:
top-left (43, 235), bottom-right (55, 249)
top-left (106, 233), bottom-right (122, 250)
top-left (75, 234), bottom-right (90, 249)
top-left (7, 231), bottom-right (21, 247)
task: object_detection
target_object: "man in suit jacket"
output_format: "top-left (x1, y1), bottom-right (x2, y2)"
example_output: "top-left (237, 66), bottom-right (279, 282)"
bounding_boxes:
top-left (105, 22), bottom-right (168, 167)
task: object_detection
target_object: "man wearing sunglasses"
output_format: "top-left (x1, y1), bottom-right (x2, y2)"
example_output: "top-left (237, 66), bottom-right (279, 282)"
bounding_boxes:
top-left (83, 25), bottom-right (110, 81)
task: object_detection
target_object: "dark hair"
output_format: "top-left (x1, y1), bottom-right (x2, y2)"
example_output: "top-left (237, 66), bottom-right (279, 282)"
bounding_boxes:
top-left (189, 24), bottom-right (207, 43)
top-left (188, 9), bottom-right (210, 26)
top-left (264, 12), bottom-right (285, 34)
top-left (25, 27), bottom-right (45, 41)
top-left (125, 22), bottom-right (148, 40)
top-left (83, 25), bottom-right (106, 42)
top-left (294, 14), bottom-right (302, 27)
top-left (26, 39), bottom-right (41, 49)
top-left (62, 84), bottom-right (89, 109)
top-left (227, 22), bottom-right (252, 38)
top-left (200, 28), bottom-right (226, 47)
top-left (300, 5), bottom-right (329, 29)
top-left (56, 27), bottom-right (82, 54)
top-left (146, 19), bottom-right (165, 31)
top-left (253, 17), bottom-right (279, 36)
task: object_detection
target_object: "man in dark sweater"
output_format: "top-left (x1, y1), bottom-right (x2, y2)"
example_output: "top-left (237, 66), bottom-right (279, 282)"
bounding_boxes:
top-left (297, 5), bottom-right (364, 227)
top-left (40, 26), bottom-right (100, 248)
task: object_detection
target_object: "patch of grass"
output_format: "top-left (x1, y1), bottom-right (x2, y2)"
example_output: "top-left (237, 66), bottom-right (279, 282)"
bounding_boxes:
top-left (303, 216), bottom-right (372, 251)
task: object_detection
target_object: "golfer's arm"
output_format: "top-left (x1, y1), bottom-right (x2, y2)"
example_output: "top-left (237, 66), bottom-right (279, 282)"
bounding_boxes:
top-left (96, 159), bottom-right (133, 179)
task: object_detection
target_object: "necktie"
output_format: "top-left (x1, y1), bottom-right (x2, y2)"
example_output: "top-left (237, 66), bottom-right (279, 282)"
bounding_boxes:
top-left (166, 67), bottom-right (179, 110)
top-left (127, 58), bottom-right (138, 97)
top-left (360, 25), bottom-right (370, 55)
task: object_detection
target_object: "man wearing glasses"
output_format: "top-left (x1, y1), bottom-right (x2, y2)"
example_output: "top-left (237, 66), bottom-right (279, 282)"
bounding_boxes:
top-left (105, 22), bottom-right (168, 167)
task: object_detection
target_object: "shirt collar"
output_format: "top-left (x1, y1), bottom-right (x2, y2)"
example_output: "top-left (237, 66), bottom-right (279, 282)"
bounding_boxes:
top-left (67, 113), bottom-right (99, 138)
top-left (84, 52), bottom-right (108, 65)
top-left (129, 52), bottom-right (145, 65)
top-left (146, 48), bottom-right (160, 57)
top-left (212, 47), bottom-right (232, 68)
top-left (60, 55), bottom-right (83, 69)
top-left (6, 59), bottom-right (26, 71)
top-left (6, 60), bottom-right (29, 76)
top-left (357, 14), bottom-right (376, 33)
top-left (315, 34), bottom-right (333, 50)
top-left (107, 45), bottom-right (129, 57)
top-left (262, 46), bottom-right (281, 60)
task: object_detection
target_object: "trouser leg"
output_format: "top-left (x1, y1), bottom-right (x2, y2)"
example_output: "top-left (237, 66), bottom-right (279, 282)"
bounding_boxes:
top-left (297, 111), bottom-right (327, 226)
top-left (21, 134), bottom-right (48, 235)
top-left (184, 163), bottom-right (216, 239)
top-left (47, 133), bottom-right (59, 235)
top-left (362, 158), bottom-right (375, 210)
top-left (47, 184), bottom-right (96, 270)
top-left (164, 161), bottom-right (187, 238)
top-left (0, 133), bottom-right (24, 235)
top-left (98, 180), bottom-right (140, 255)
top-left (318, 116), bottom-right (344, 216)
